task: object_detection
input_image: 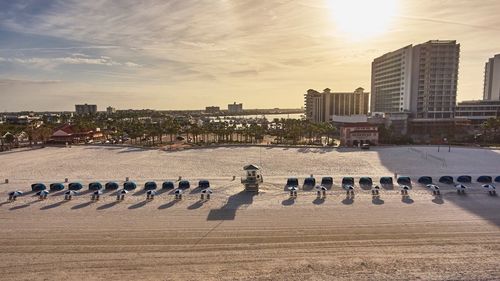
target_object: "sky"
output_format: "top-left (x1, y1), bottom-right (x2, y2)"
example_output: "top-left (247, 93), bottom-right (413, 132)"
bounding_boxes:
top-left (0, 0), bottom-right (499, 111)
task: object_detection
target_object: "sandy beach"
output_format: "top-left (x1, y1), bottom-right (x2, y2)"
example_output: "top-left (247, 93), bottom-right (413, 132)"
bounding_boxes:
top-left (1, 146), bottom-right (500, 280)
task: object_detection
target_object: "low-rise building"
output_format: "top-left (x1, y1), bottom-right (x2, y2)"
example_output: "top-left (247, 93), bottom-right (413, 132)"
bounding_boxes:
top-left (75, 104), bottom-right (97, 115)
top-left (50, 124), bottom-right (104, 143)
top-left (205, 106), bottom-right (220, 114)
top-left (340, 123), bottom-right (379, 147)
top-left (228, 102), bottom-right (243, 114)
top-left (455, 100), bottom-right (500, 126)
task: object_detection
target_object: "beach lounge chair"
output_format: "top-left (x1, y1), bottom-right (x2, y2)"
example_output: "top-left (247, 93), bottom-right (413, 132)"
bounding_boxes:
top-left (198, 180), bottom-right (210, 189)
top-left (320, 177), bottom-right (333, 187)
top-left (457, 175), bottom-right (472, 183)
top-left (162, 181), bottom-right (175, 189)
top-left (68, 182), bottom-right (83, 191)
top-left (286, 178), bottom-right (299, 187)
top-left (105, 182), bottom-right (119, 190)
top-left (31, 183), bottom-right (46, 192)
top-left (123, 181), bottom-right (137, 191)
top-left (380, 177), bottom-right (393, 185)
top-left (89, 182), bottom-right (103, 191)
top-left (50, 183), bottom-right (65, 191)
top-left (438, 176), bottom-right (454, 184)
top-left (178, 180), bottom-right (190, 189)
top-left (397, 176), bottom-right (411, 185)
top-left (303, 177), bottom-right (316, 187)
top-left (418, 176), bottom-right (432, 185)
top-left (144, 181), bottom-right (157, 190)
top-left (477, 176), bottom-right (492, 183)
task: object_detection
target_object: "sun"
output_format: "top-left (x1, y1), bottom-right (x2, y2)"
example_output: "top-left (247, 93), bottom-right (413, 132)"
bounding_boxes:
top-left (327, 0), bottom-right (398, 40)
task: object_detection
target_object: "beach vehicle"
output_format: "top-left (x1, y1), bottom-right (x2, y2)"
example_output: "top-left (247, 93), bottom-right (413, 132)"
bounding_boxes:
top-left (198, 180), bottom-right (210, 189)
top-left (50, 183), bottom-right (65, 191)
top-left (162, 181), bottom-right (175, 189)
top-left (438, 176), bottom-right (453, 184)
top-left (380, 176), bottom-right (393, 185)
top-left (477, 175), bottom-right (492, 183)
top-left (105, 182), bottom-right (119, 190)
top-left (68, 182), bottom-right (83, 191)
top-left (418, 176), bottom-right (432, 185)
top-left (31, 183), bottom-right (46, 192)
top-left (303, 177), bottom-right (316, 187)
top-left (321, 177), bottom-right (333, 187)
top-left (88, 182), bottom-right (103, 191)
top-left (399, 185), bottom-right (410, 195)
top-left (397, 176), bottom-right (411, 185)
top-left (359, 177), bottom-right (373, 186)
top-left (36, 190), bottom-right (49, 199)
top-left (123, 181), bottom-right (137, 191)
top-left (178, 180), bottom-right (190, 189)
top-left (144, 181), bottom-right (157, 190)
top-left (8, 191), bottom-right (23, 201)
top-left (482, 184), bottom-right (496, 195)
top-left (286, 178), bottom-right (299, 187)
top-left (426, 184), bottom-right (441, 195)
top-left (455, 184), bottom-right (467, 194)
top-left (457, 175), bottom-right (472, 183)
top-left (241, 164), bottom-right (263, 192)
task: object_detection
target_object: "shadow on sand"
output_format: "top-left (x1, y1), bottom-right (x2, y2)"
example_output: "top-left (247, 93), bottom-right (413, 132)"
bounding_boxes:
top-left (313, 198), bottom-right (325, 205)
top-left (281, 197), bottom-right (295, 206)
top-left (372, 196), bottom-right (384, 205)
top-left (207, 191), bottom-right (256, 221)
top-left (342, 196), bottom-right (354, 205)
top-left (97, 201), bottom-right (120, 210)
top-left (158, 200), bottom-right (179, 209)
top-left (401, 195), bottom-right (414, 204)
top-left (9, 204), bottom-right (30, 210)
top-left (188, 200), bottom-right (205, 210)
top-left (129, 200), bottom-right (149, 209)
top-left (71, 201), bottom-right (94, 209)
top-left (432, 197), bottom-right (444, 204)
top-left (40, 200), bottom-right (69, 210)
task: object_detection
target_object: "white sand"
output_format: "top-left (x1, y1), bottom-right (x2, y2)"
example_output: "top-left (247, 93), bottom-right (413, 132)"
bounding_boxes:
top-left (0, 145), bottom-right (499, 280)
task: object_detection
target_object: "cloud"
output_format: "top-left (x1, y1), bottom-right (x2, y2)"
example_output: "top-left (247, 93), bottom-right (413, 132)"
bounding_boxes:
top-left (0, 78), bottom-right (62, 86)
top-left (1, 55), bottom-right (141, 69)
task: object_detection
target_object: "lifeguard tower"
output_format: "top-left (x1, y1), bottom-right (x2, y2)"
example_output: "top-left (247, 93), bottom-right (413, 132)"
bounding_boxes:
top-left (241, 164), bottom-right (263, 192)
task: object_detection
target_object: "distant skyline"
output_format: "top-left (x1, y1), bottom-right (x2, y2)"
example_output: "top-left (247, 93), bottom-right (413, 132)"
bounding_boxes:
top-left (1, 0), bottom-right (500, 111)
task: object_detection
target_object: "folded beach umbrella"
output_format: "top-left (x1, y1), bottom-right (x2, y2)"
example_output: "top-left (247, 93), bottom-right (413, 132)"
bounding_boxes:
top-left (482, 184), bottom-right (496, 190)
top-left (36, 190), bottom-right (49, 196)
top-left (201, 188), bottom-right (213, 194)
top-left (399, 185), bottom-right (410, 190)
top-left (9, 191), bottom-right (23, 197)
top-left (426, 184), bottom-right (440, 191)
top-left (146, 190), bottom-right (157, 196)
top-left (65, 190), bottom-right (77, 196)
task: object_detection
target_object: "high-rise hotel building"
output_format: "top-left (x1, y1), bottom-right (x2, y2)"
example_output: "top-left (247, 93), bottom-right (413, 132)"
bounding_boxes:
top-left (371, 40), bottom-right (460, 119)
top-left (304, 87), bottom-right (369, 123)
top-left (483, 54), bottom-right (500, 101)
top-left (371, 45), bottom-right (413, 114)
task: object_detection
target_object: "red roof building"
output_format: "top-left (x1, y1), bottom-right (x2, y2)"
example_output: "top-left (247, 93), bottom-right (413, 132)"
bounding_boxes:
top-left (340, 123), bottom-right (379, 147)
top-left (50, 124), bottom-right (104, 143)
